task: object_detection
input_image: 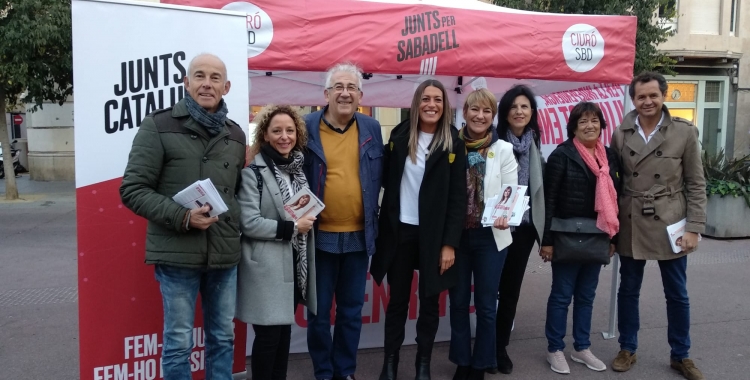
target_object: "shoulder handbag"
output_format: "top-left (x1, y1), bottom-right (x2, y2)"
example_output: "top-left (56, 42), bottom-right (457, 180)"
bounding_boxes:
top-left (550, 217), bottom-right (610, 265)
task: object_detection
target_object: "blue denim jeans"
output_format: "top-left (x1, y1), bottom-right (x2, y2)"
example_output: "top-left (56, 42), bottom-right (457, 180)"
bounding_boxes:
top-left (545, 262), bottom-right (602, 352)
top-left (449, 227), bottom-right (508, 369)
top-left (618, 255), bottom-right (690, 360)
top-left (154, 264), bottom-right (237, 380)
top-left (307, 250), bottom-right (369, 379)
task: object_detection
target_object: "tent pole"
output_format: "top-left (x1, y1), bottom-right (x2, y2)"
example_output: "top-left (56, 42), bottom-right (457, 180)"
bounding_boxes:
top-left (602, 84), bottom-right (629, 340)
top-left (602, 253), bottom-right (619, 339)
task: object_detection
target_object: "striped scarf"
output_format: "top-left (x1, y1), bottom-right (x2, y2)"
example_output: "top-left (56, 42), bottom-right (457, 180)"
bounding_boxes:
top-left (261, 145), bottom-right (309, 299)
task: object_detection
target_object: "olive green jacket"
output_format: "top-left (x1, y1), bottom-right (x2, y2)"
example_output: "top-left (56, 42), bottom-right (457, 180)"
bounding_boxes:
top-left (120, 99), bottom-right (246, 268)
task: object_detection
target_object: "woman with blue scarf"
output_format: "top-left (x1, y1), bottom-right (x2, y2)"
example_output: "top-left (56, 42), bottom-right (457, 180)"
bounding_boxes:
top-left (449, 89), bottom-right (518, 380)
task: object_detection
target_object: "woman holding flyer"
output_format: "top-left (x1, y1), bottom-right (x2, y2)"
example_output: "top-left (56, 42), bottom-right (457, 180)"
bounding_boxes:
top-left (236, 105), bottom-right (318, 380)
top-left (491, 85), bottom-right (546, 375)
top-left (448, 88), bottom-right (518, 380)
top-left (371, 80), bottom-right (466, 380)
top-left (541, 102), bottom-right (621, 374)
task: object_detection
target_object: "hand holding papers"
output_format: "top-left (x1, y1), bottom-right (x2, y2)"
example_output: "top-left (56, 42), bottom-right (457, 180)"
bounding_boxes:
top-left (667, 218), bottom-right (702, 253)
top-left (482, 185), bottom-right (529, 227)
top-left (173, 179), bottom-right (228, 217)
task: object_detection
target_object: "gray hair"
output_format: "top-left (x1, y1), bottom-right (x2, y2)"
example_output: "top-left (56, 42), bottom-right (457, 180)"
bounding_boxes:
top-left (188, 53), bottom-right (228, 81)
top-left (324, 62), bottom-right (363, 90)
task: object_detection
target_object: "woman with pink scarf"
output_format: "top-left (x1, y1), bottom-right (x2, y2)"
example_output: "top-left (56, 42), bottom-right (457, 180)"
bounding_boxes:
top-left (540, 102), bottom-right (622, 375)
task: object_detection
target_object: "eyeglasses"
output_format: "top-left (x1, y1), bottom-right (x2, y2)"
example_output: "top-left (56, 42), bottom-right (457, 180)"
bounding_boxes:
top-left (326, 84), bottom-right (360, 93)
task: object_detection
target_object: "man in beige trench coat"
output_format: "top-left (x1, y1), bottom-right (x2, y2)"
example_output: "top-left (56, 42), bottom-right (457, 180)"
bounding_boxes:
top-left (609, 72), bottom-right (707, 380)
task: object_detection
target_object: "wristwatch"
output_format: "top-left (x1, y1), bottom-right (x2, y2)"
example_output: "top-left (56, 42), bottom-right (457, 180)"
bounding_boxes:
top-left (293, 222), bottom-right (298, 234)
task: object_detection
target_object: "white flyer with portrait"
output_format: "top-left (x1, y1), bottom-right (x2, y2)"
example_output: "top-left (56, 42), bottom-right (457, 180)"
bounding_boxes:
top-left (666, 218), bottom-right (702, 254)
top-left (283, 188), bottom-right (325, 221)
top-left (481, 185), bottom-right (529, 227)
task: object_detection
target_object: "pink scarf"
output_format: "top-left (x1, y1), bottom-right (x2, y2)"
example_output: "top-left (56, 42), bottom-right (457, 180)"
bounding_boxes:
top-left (572, 138), bottom-right (619, 238)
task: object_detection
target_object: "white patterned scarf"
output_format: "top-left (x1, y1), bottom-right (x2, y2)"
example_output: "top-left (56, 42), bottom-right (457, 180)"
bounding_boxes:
top-left (261, 146), bottom-right (309, 300)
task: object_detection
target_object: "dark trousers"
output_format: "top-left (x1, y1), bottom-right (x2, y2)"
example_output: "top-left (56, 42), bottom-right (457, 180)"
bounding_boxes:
top-left (495, 225), bottom-right (537, 350)
top-left (383, 222), bottom-right (440, 355)
top-left (618, 255), bottom-right (691, 360)
top-left (251, 324), bottom-right (292, 380)
top-left (307, 249), bottom-right (369, 379)
top-left (449, 227), bottom-right (508, 369)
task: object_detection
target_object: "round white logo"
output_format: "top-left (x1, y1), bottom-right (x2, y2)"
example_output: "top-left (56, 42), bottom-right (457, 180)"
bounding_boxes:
top-left (561, 24), bottom-right (605, 73)
top-left (222, 2), bottom-right (274, 58)
top-left (470, 77), bottom-right (488, 91)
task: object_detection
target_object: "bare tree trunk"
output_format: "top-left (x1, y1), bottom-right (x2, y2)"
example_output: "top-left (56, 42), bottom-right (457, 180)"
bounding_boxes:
top-left (0, 87), bottom-right (20, 200)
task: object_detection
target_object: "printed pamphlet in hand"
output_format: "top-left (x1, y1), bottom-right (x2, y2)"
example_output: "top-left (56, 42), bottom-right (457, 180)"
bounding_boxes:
top-left (481, 185), bottom-right (529, 227)
top-left (284, 188), bottom-right (325, 221)
top-left (666, 218), bottom-right (702, 254)
top-left (172, 179), bottom-right (228, 218)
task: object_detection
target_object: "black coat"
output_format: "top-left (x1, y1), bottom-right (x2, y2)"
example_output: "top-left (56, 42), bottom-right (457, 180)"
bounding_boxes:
top-left (542, 138), bottom-right (622, 246)
top-left (370, 120), bottom-right (467, 297)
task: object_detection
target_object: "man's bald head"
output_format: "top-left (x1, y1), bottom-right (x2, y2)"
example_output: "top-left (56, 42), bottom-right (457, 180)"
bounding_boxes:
top-left (188, 53), bottom-right (228, 80)
top-left (183, 53), bottom-right (231, 113)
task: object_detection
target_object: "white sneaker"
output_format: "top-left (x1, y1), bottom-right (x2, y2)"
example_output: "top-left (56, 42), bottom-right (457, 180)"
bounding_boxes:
top-left (547, 350), bottom-right (570, 374)
top-left (571, 349), bottom-right (607, 371)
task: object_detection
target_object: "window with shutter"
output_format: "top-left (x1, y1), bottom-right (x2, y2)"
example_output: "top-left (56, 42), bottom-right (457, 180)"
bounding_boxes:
top-left (690, 0), bottom-right (721, 35)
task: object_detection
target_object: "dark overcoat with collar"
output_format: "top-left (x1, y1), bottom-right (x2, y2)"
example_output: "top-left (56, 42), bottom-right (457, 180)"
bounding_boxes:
top-left (611, 106), bottom-right (707, 260)
top-left (370, 119), bottom-right (467, 297)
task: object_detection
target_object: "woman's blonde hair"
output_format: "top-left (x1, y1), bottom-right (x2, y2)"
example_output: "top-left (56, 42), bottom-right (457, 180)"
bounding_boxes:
top-left (251, 104), bottom-right (308, 152)
top-left (463, 88), bottom-right (498, 120)
top-left (408, 80), bottom-right (453, 163)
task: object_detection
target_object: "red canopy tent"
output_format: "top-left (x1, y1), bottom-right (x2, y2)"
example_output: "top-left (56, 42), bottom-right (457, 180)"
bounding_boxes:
top-left (165, 0), bottom-right (637, 107)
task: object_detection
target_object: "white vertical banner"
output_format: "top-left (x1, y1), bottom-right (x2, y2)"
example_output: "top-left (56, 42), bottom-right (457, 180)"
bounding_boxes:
top-left (73, 0), bottom-right (250, 188)
top-left (72, 1), bottom-right (250, 378)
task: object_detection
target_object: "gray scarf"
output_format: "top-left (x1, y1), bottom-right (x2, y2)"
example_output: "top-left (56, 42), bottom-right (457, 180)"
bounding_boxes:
top-left (184, 92), bottom-right (228, 136)
top-left (507, 129), bottom-right (533, 224)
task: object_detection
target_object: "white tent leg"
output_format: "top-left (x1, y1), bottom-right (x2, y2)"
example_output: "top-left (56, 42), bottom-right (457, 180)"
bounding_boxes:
top-left (602, 85), bottom-right (630, 341)
top-left (602, 253), bottom-right (620, 339)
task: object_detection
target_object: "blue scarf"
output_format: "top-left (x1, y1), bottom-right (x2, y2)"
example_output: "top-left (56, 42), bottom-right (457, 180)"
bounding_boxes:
top-left (184, 92), bottom-right (229, 136)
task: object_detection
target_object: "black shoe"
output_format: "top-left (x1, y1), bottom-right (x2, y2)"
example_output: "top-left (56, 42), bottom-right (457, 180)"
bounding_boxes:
top-left (452, 365), bottom-right (470, 380)
top-left (333, 376), bottom-right (356, 380)
top-left (379, 353), bottom-right (399, 380)
top-left (497, 348), bottom-right (513, 374)
top-left (485, 367), bottom-right (498, 374)
top-left (468, 367), bottom-right (485, 380)
top-left (415, 346), bottom-right (432, 380)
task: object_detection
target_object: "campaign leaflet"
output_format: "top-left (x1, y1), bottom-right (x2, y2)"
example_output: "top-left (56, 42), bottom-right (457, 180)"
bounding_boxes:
top-left (666, 218), bottom-right (702, 254)
top-left (172, 178), bottom-right (228, 218)
top-left (481, 185), bottom-right (529, 227)
top-left (283, 187), bottom-right (325, 221)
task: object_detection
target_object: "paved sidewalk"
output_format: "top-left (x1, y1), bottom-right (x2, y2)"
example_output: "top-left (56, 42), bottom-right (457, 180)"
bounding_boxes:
top-left (1, 176), bottom-right (749, 379)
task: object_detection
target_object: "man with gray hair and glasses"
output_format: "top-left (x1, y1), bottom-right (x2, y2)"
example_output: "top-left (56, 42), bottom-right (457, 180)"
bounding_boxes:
top-left (303, 62), bottom-right (384, 380)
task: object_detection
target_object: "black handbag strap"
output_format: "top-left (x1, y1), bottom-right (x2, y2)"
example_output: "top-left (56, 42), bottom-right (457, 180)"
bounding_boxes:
top-left (249, 164), bottom-right (263, 207)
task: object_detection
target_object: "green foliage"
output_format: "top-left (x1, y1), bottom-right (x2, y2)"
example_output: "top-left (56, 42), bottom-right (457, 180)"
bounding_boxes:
top-left (0, 0), bottom-right (73, 110)
top-left (702, 150), bottom-right (750, 208)
top-left (493, 0), bottom-right (677, 75)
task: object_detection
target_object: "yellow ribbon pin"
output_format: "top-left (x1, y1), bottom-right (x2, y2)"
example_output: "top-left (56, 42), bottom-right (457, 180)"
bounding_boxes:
top-left (449, 153), bottom-right (455, 163)
top-left (488, 152), bottom-right (495, 158)
top-left (389, 141), bottom-right (394, 151)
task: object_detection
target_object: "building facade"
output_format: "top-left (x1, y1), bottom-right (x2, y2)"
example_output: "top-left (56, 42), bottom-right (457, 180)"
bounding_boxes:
top-left (657, 0), bottom-right (749, 158)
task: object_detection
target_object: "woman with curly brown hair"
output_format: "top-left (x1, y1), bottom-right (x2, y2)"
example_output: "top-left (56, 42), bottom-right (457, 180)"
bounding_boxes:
top-left (236, 104), bottom-right (317, 380)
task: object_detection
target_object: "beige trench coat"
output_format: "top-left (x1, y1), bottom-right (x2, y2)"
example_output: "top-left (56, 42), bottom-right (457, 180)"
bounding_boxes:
top-left (611, 107), bottom-right (707, 260)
